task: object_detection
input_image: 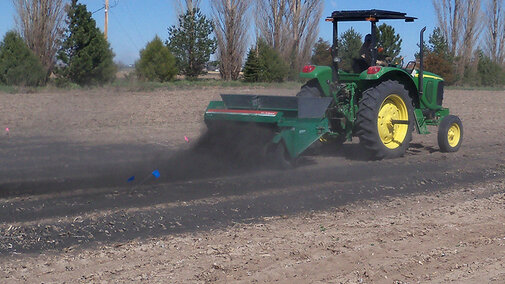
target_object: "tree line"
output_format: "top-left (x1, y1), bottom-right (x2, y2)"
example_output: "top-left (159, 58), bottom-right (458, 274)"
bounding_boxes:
top-left (310, 0), bottom-right (505, 87)
top-left (427, 0), bottom-right (505, 86)
top-left (0, 0), bottom-right (324, 86)
top-left (0, 0), bottom-right (504, 87)
top-left (0, 0), bottom-right (115, 87)
top-left (138, 0), bottom-right (324, 83)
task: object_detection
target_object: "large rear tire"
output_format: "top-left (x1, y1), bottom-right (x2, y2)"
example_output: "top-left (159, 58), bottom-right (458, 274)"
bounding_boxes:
top-left (296, 79), bottom-right (323, 97)
top-left (356, 80), bottom-right (414, 159)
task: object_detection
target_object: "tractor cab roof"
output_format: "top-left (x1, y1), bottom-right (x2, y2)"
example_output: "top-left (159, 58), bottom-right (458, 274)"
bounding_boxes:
top-left (329, 9), bottom-right (416, 22)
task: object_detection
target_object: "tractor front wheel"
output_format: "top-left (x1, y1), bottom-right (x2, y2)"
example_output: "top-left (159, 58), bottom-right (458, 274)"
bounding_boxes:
top-left (356, 80), bottom-right (414, 159)
top-left (437, 115), bottom-right (463, 152)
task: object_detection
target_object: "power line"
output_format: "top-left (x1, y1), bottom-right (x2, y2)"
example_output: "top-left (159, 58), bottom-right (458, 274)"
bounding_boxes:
top-left (109, 8), bottom-right (140, 52)
top-left (92, 0), bottom-right (119, 14)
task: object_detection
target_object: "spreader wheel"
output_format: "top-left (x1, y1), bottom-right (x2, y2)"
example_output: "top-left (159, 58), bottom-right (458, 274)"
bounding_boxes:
top-left (356, 80), bottom-right (414, 159)
top-left (437, 115), bottom-right (463, 152)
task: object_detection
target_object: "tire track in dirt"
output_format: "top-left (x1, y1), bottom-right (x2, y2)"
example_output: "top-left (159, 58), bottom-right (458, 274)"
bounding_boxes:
top-left (1, 143), bottom-right (504, 254)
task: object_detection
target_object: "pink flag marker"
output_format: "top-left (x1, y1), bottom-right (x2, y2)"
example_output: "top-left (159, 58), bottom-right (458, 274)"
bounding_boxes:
top-left (5, 128), bottom-right (9, 133)
top-left (184, 136), bottom-right (189, 143)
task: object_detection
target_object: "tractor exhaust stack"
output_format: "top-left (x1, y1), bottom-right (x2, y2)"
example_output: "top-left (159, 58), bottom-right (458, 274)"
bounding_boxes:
top-left (419, 26), bottom-right (426, 97)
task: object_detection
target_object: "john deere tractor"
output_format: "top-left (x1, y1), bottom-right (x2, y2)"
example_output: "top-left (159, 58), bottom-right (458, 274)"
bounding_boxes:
top-left (203, 10), bottom-right (463, 166)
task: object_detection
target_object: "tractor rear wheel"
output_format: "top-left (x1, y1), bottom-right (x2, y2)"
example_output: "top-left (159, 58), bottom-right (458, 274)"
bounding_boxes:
top-left (437, 115), bottom-right (463, 152)
top-left (296, 79), bottom-right (323, 97)
top-left (356, 80), bottom-right (414, 159)
top-left (296, 80), bottom-right (346, 153)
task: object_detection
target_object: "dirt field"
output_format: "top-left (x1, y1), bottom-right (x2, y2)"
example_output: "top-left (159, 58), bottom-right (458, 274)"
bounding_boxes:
top-left (0, 86), bottom-right (504, 283)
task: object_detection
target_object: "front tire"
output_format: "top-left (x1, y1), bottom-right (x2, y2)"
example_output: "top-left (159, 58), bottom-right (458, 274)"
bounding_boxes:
top-left (437, 115), bottom-right (463, 152)
top-left (356, 80), bottom-right (414, 159)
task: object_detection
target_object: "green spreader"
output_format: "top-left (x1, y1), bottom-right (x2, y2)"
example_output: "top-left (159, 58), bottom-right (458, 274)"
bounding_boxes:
top-left (205, 95), bottom-right (333, 159)
top-left (203, 9), bottom-right (463, 167)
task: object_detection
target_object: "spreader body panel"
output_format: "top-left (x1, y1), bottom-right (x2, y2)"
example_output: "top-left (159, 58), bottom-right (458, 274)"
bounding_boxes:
top-left (204, 94), bottom-right (333, 158)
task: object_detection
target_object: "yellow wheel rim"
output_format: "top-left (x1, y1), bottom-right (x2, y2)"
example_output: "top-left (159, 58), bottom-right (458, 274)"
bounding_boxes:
top-left (377, 94), bottom-right (409, 149)
top-left (447, 123), bottom-right (461, 147)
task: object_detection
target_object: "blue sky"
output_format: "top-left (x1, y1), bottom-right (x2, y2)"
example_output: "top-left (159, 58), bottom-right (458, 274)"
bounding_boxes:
top-left (0, 0), bottom-right (438, 64)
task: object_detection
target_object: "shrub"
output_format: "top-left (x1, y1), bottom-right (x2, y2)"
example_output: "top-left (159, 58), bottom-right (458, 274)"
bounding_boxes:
top-left (0, 31), bottom-right (45, 86)
top-left (477, 54), bottom-right (505, 87)
top-left (135, 36), bottom-right (177, 82)
top-left (461, 62), bottom-right (480, 86)
top-left (243, 40), bottom-right (289, 83)
top-left (424, 52), bottom-right (456, 85)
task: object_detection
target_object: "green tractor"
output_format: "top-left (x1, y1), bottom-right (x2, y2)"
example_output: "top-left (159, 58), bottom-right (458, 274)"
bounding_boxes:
top-left (203, 10), bottom-right (463, 166)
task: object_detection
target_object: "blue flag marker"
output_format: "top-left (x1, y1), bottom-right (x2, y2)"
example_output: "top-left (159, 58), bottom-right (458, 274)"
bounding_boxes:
top-left (127, 176), bottom-right (135, 182)
top-left (152, 170), bottom-right (160, 178)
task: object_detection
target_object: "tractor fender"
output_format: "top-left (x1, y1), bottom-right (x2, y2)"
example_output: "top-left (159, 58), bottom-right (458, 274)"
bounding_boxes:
top-left (359, 67), bottom-right (420, 107)
top-left (299, 66), bottom-right (332, 97)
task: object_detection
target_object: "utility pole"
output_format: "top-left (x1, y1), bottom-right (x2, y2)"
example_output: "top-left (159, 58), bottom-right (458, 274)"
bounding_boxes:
top-left (104, 0), bottom-right (109, 39)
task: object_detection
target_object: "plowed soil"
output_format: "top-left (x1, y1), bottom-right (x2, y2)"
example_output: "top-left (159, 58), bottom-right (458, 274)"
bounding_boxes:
top-left (0, 86), bottom-right (504, 283)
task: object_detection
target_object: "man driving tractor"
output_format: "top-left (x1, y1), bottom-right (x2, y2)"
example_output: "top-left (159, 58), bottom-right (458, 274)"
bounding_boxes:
top-left (354, 33), bottom-right (388, 73)
top-left (360, 34), bottom-right (373, 64)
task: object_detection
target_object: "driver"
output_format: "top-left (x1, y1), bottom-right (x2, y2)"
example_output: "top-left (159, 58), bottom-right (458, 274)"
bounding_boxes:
top-left (352, 34), bottom-right (372, 72)
top-left (359, 34), bottom-right (372, 65)
top-left (353, 34), bottom-right (387, 72)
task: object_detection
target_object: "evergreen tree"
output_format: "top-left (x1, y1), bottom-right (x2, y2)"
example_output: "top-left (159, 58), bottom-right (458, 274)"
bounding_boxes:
top-left (423, 27), bottom-right (456, 85)
top-left (429, 27), bottom-right (450, 57)
top-left (339, 28), bottom-right (362, 72)
top-left (311, 37), bottom-right (332, 66)
top-left (376, 23), bottom-right (402, 61)
top-left (167, 8), bottom-right (217, 80)
top-left (0, 31), bottom-right (45, 86)
top-left (256, 39), bottom-right (289, 82)
top-left (242, 39), bottom-right (289, 83)
top-left (414, 40), bottom-right (428, 60)
top-left (135, 36), bottom-right (177, 82)
top-left (243, 48), bottom-right (260, 82)
top-left (56, 0), bottom-right (116, 86)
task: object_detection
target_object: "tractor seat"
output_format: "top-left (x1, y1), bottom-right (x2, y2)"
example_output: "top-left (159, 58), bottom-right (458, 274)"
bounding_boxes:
top-left (352, 58), bottom-right (369, 73)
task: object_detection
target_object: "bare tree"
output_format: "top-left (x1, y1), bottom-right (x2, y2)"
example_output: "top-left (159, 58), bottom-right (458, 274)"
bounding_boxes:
top-left (432, 0), bottom-right (483, 74)
top-left (256, 0), bottom-right (322, 74)
top-left (256, 0), bottom-right (290, 52)
top-left (485, 0), bottom-right (505, 64)
top-left (460, 0), bottom-right (484, 64)
top-left (13, 0), bottom-right (66, 78)
top-left (212, 0), bottom-right (251, 80)
top-left (173, 0), bottom-right (201, 14)
top-left (287, 0), bottom-right (323, 73)
top-left (432, 0), bottom-right (464, 55)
